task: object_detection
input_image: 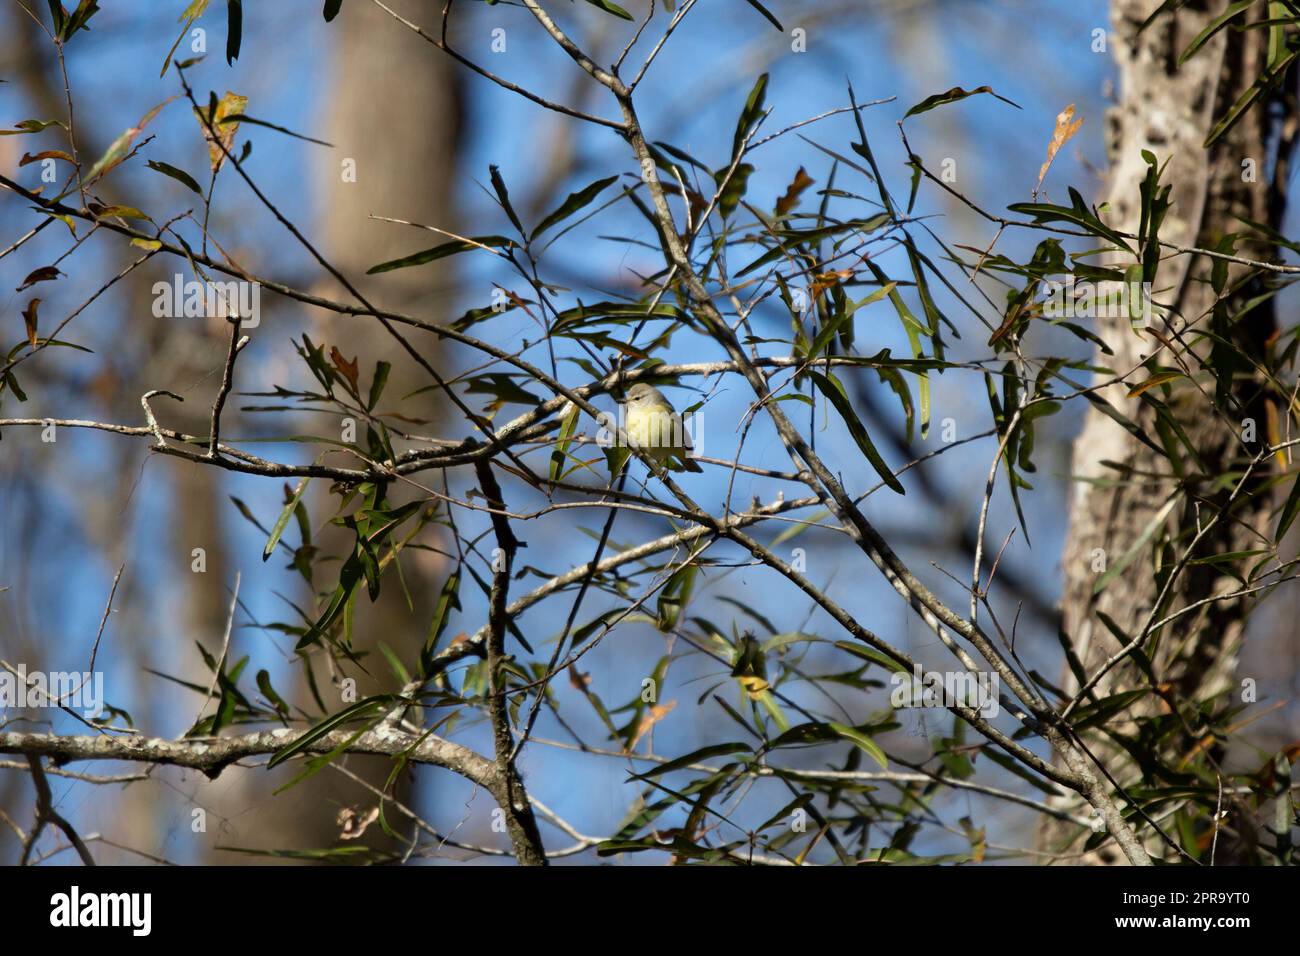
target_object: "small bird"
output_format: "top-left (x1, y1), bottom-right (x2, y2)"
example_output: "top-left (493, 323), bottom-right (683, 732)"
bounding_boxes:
top-left (622, 383), bottom-right (702, 473)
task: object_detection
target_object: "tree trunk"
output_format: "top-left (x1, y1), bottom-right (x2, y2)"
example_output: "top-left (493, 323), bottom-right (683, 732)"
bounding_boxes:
top-left (1047, 0), bottom-right (1291, 863)
top-left (200, 0), bottom-right (463, 860)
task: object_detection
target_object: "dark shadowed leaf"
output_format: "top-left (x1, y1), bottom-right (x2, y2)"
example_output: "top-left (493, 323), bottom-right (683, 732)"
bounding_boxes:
top-left (226, 0), bottom-right (242, 64)
top-left (489, 164), bottom-right (525, 236)
top-left (266, 695), bottom-right (393, 768)
top-left (146, 159), bottom-right (203, 193)
top-left (745, 0), bottom-right (783, 30)
top-left (366, 236), bottom-right (513, 274)
top-left (17, 267), bottom-right (61, 293)
top-left (532, 175), bottom-right (618, 240)
top-left (809, 370), bottom-right (904, 494)
top-left (904, 85), bottom-right (1020, 118)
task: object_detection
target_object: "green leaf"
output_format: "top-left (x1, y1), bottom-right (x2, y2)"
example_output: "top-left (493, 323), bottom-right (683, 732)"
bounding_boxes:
top-left (806, 283), bottom-right (895, 362)
top-left (421, 570), bottom-right (462, 669)
top-left (531, 175), bottom-right (617, 240)
top-left (463, 373), bottom-right (542, 407)
top-left (0, 118), bottom-right (66, 136)
top-left (89, 204), bottom-right (149, 220)
top-left (732, 73), bottom-right (769, 159)
top-left (864, 259), bottom-right (931, 437)
top-left (656, 563), bottom-right (698, 632)
top-left (583, 0), bottom-right (633, 20)
top-left (366, 236), bottom-right (512, 274)
top-left (757, 794), bottom-right (813, 833)
top-left (1276, 470), bottom-right (1300, 540)
top-left (161, 0), bottom-right (212, 77)
top-left (1009, 188), bottom-right (1133, 253)
top-left (808, 371), bottom-right (904, 494)
top-left (1093, 494), bottom-right (1178, 594)
top-left (1203, 48), bottom-right (1300, 148)
top-left (365, 360), bottom-right (391, 412)
top-left (1126, 370), bottom-right (1184, 398)
top-left (146, 159), bottom-right (203, 194)
top-left (256, 669), bottom-right (289, 715)
top-left (903, 85), bottom-right (1020, 119)
top-left (715, 162), bottom-right (753, 219)
top-left (266, 695), bottom-right (393, 768)
top-left (630, 743), bottom-right (753, 778)
top-left (549, 402), bottom-right (581, 484)
top-left (263, 477), bottom-right (311, 561)
top-left (46, 0), bottom-right (67, 35)
top-left (59, 0), bottom-right (101, 42)
top-left (768, 720), bottom-right (889, 769)
top-left (1179, 0), bottom-right (1254, 65)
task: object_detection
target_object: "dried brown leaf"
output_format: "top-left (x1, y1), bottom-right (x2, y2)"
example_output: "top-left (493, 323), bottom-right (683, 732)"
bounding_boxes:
top-left (1035, 104), bottom-right (1083, 193)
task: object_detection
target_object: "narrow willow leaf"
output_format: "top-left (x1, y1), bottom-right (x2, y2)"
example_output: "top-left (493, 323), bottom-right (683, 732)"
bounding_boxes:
top-left (489, 164), bottom-right (525, 236)
top-left (1126, 370), bottom-right (1184, 398)
top-left (225, 0), bottom-right (242, 64)
top-left (808, 371), bottom-right (904, 494)
top-left (532, 175), bottom-right (617, 240)
top-left (732, 73), bottom-right (769, 159)
top-left (1179, 0), bottom-right (1255, 65)
top-left (631, 743), bottom-right (753, 778)
top-left (263, 477), bottom-right (312, 561)
top-left (266, 695), bottom-right (392, 768)
top-left (366, 236), bottom-right (512, 274)
top-left (1093, 495), bottom-right (1178, 594)
top-left (904, 85), bottom-right (1020, 119)
top-left (583, 0), bottom-right (633, 19)
top-left (744, 0), bottom-right (783, 30)
top-left (147, 159), bottom-right (203, 194)
top-left (1276, 470), bottom-right (1300, 539)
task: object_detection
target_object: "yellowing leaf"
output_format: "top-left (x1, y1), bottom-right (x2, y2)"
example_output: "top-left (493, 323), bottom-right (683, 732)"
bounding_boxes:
top-left (1266, 397), bottom-right (1286, 470)
top-left (196, 91), bottom-right (248, 172)
top-left (84, 98), bottom-right (176, 185)
top-left (626, 701), bottom-right (676, 752)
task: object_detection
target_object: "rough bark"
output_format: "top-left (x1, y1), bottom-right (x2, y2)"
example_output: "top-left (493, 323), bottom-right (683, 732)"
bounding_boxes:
top-left (1048, 0), bottom-right (1289, 863)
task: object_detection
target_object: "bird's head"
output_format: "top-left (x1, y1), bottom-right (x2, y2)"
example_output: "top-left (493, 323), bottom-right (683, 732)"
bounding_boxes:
top-left (624, 383), bottom-right (668, 407)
